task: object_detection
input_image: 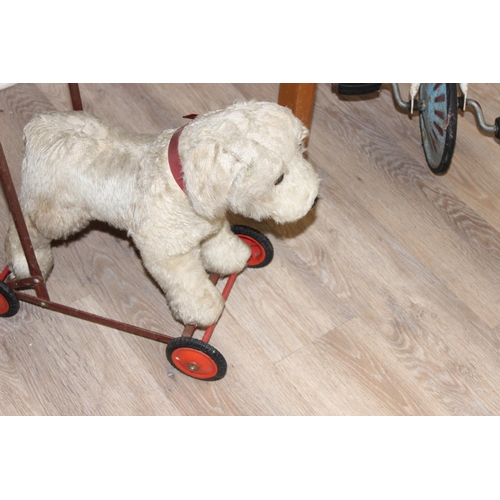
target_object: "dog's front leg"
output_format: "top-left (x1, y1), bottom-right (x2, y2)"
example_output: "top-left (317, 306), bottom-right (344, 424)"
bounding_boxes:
top-left (201, 221), bottom-right (251, 276)
top-left (139, 245), bottom-right (226, 328)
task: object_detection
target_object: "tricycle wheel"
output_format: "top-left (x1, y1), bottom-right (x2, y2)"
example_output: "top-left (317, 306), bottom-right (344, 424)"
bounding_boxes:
top-left (166, 337), bottom-right (227, 381)
top-left (419, 83), bottom-right (458, 175)
top-left (231, 225), bottom-right (274, 268)
top-left (0, 281), bottom-right (20, 318)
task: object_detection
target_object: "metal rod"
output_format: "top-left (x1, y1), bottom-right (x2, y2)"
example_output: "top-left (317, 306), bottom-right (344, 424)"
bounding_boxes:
top-left (0, 266), bottom-right (8, 282)
top-left (181, 272), bottom-right (222, 340)
top-left (459, 97), bottom-right (497, 135)
top-left (220, 273), bottom-right (238, 301)
top-left (15, 291), bottom-right (176, 344)
top-left (202, 273), bottom-right (238, 343)
top-left (0, 141), bottom-right (50, 300)
top-left (180, 271), bottom-right (239, 343)
top-left (6, 274), bottom-right (44, 290)
top-left (390, 83), bottom-right (410, 111)
top-left (201, 323), bottom-right (217, 344)
top-left (390, 83), bottom-right (423, 112)
top-left (68, 84), bottom-right (83, 111)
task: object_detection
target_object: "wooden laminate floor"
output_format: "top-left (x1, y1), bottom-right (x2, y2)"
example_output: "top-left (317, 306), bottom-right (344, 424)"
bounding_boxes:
top-left (1, 83), bottom-right (500, 415)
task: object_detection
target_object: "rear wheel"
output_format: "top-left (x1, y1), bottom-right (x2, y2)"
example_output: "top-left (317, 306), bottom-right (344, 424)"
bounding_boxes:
top-left (0, 281), bottom-right (20, 318)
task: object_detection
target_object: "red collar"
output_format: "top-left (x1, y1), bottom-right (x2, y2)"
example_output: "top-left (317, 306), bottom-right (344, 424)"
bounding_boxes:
top-left (167, 115), bottom-right (198, 192)
top-left (167, 125), bottom-right (187, 192)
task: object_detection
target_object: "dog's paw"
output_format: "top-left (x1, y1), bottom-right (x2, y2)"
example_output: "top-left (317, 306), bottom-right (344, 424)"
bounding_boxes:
top-left (202, 232), bottom-right (251, 275)
top-left (170, 281), bottom-right (225, 328)
top-left (225, 237), bottom-right (252, 274)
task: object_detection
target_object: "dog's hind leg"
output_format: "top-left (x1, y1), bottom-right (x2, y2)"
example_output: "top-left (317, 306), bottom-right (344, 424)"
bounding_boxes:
top-left (5, 194), bottom-right (92, 279)
top-left (4, 215), bottom-right (54, 279)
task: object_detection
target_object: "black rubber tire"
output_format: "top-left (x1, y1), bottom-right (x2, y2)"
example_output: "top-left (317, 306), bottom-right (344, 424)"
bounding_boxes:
top-left (419, 83), bottom-right (458, 175)
top-left (166, 337), bottom-right (227, 381)
top-left (337, 84), bottom-right (382, 96)
top-left (0, 281), bottom-right (20, 318)
top-left (230, 225), bottom-right (274, 268)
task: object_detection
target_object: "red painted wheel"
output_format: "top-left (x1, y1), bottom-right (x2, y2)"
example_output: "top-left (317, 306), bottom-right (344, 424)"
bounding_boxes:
top-left (230, 225), bottom-right (274, 268)
top-left (0, 281), bottom-right (20, 318)
top-left (166, 337), bottom-right (227, 381)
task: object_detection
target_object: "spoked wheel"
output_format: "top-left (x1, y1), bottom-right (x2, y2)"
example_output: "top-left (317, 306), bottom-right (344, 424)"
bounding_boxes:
top-left (419, 83), bottom-right (458, 175)
top-left (166, 337), bottom-right (227, 381)
top-left (0, 281), bottom-right (20, 318)
top-left (231, 225), bottom-right (274, 268)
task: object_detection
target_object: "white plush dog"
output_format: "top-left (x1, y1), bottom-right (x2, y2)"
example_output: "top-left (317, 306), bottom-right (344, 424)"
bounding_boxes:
top-left (5, 101), bottom-right (320, 327)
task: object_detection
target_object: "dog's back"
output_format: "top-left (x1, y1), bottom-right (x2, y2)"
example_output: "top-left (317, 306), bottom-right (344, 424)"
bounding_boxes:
top-left (21, 112), bottom-right (154, 231)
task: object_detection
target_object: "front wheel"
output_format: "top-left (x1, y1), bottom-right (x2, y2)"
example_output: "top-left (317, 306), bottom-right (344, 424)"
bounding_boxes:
top-left (230, 225), bottom-right (274, 268)
top-left (166, 337), bottom-right (227, 381)
top-left (419, 83), bottom-right (458, 175)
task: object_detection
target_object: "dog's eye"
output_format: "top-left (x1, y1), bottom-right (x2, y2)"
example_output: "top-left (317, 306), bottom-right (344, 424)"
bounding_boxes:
top-left (274, 173), bottom-right (284, 186)
top-left (299, 140), bottom-right (307, 153)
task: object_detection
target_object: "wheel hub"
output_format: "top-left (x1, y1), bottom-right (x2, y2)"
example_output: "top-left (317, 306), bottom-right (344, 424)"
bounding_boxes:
top-left (238, 235), bottom-right (264, 266)
top-left (0, 296), bottom-right (9, 315)
top-left (172, 347), bottom-right (219, 379)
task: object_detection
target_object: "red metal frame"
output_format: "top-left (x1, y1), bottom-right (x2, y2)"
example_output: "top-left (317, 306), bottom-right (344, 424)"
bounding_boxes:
top-left (1, 263), bottom-right (236, 345)
top-left (0, 84), bottom-right (239, 348)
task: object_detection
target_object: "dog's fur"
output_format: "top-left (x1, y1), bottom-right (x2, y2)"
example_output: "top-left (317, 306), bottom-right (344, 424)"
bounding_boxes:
top-left (5, 101), bottom-right (320, 326)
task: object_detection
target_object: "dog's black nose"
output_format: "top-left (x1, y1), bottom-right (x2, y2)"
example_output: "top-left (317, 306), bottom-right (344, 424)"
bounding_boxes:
top-left (312, 196), bottom-right (319, 209)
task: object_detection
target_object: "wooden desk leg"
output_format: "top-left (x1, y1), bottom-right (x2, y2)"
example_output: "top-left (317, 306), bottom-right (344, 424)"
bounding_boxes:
top-left (68, 83), bottom-right (83, 111)
top-left (278, 83), bottom-right (316, 130)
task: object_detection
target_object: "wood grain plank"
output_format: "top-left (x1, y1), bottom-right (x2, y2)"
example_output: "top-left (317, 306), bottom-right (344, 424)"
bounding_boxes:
top-left (267, 170), bottom-right (500, 414)
top-left (313, 83), bottom-right (500, 328)
top-left (277, 318), bottom-right (434, 415)
top-left (1, 295), bottom-right (183, 415)
top-left (2, 83), bottom-right (500, 415)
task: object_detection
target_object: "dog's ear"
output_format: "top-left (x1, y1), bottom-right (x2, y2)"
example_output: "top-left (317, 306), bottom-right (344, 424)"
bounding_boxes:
top-left (182, 138), bottom-right (243, 220)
